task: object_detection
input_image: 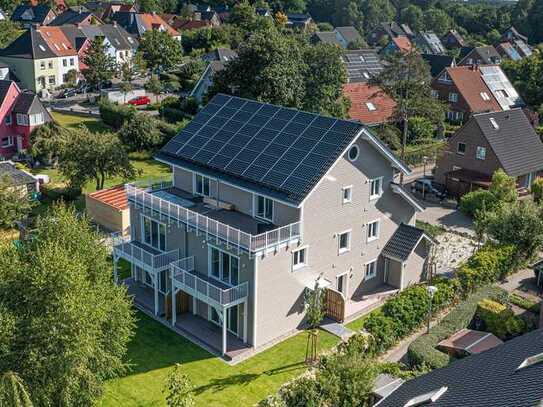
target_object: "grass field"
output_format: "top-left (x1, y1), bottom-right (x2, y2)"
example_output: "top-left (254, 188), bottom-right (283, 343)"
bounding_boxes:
top-left (100, 313), bottom-right (339, 407)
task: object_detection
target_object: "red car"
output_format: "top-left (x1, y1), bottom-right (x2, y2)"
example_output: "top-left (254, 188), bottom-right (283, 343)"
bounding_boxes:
top-left (127, 96), bottom-right (151, 106)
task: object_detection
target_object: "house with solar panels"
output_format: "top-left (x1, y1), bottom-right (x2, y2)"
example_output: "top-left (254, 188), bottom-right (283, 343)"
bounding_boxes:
top-left (112, 94), bottom-right (434, 362)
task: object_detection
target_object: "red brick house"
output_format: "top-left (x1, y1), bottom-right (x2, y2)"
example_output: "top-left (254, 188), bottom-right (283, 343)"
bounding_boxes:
top-left (434, 109), bottom-right (543, 198)
top-left (343, 83), bottom-right (396, 126)
top-left (0, 80), bottom-right (52, 158)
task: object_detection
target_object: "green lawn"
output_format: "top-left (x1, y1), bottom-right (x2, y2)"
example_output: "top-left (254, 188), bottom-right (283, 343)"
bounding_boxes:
top-left (100, 313), bottom-right (339, 407)
top-left (52, 111), bottom-right (111, 133)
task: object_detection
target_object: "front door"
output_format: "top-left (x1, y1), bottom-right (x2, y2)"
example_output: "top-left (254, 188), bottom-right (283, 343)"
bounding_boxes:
top-left (337, 273), bottom-right (348, 298)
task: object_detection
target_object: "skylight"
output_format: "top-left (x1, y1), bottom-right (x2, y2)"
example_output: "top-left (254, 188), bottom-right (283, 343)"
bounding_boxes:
top-left (359, 55), bottom-right (365, 62)
top-left (517, 352), bottom-right (543, 370)
top-left (404, 386), bottom-right (448, 407)
top-left (366, 102), bottom-right (376, 111)
top-left (489, 117), bottom-right (499, 129)
top-left (38, 45), bottom-right (46, 51)
top-left (480, 92), bottom-right (490, 101)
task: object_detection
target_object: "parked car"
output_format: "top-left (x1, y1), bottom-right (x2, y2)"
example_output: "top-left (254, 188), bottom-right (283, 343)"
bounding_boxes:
top-left (127, 95), bottom-right (151, 106)
top-left (412, 177), bottom-right (446, 199)
top-left (56, 88), bottom-right (77, 98)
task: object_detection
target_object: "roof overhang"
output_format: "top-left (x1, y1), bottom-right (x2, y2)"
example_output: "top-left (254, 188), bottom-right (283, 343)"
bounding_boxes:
top-left (391, 183), bottom-right (424, 212)
top-left (360, 127), bottom-right (411, 175)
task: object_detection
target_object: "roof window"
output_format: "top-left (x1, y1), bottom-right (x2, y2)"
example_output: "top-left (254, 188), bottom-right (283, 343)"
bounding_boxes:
top-left (517, 352), bottom-right (543, 370)
top-left (404, 386), bottom-right (448, 407)
top-left (480, 92), bottom-right (490, 101)
top-left (366, 102), bottom-right (376, 111)
top-left (38, 45), bottom-right (46, 51)
top-left (489, 117), bottom-right (499, 129)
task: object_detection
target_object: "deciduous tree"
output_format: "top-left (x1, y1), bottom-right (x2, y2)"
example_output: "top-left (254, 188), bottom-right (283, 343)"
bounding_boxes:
top-left (163, 363), bottom-right (195, 407)
top-left (82, 36), bottom-right (117, 90)
top-left (0, 175), bottom-right (35, 229)
top-left (138, 30), bottom-right (183, 73)
top-left (118, 113), bottom-right (162, 151)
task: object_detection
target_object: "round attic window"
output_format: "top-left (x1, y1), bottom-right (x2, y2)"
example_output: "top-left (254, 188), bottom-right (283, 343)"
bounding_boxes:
top-left (348, 145), bottom-right (359, 162)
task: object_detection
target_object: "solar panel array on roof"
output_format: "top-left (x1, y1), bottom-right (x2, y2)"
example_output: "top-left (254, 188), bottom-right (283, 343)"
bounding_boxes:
top-left (479, 65), bottom-right (524, 110)
top-left (160, 94), bottom-right (364, 204)
top-left (341, 49), bottom-right (383, 83)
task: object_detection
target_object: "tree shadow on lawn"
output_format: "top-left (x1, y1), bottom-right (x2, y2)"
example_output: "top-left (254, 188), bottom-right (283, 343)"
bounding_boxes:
top-left (123, 311), bottom-right (215, 376)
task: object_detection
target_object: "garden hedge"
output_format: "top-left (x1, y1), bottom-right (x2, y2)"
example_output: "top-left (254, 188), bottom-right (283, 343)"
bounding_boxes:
top-left (407, 286), bottom-right (505, 369)
top-left (98, 100), bottom-right (136, 130)
top-left (476, 299), bottom-right (526, 339)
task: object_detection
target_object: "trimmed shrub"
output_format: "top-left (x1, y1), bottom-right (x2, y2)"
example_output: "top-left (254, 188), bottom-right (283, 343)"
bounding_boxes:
top-left (118, 114), bottom-right (162, 151)
top-left (363, 311), bottom-right (398, 354)
top-left (457, 244), bottom-right (517, 293)
top-left (508, 293), bottom-right (541, 314)
top-left (407, 286), bottom-right (505, 369)
top-left (278, 376), bottom-right (324, 407)
top-left (476, 299), bottom-right (526, 339)
top-left (98, 99), bottom-right (136, 130)
top-left (459, 189), bottom-right (497, 217)
top-left (161, 107), bottom-right (189, 123)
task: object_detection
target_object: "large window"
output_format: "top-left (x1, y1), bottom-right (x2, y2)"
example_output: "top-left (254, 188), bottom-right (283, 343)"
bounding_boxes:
top-left (457, 142), bottom-right (466, 155)
top-left (448, 92), bottom-right (458, 102)
top-left (29, 113), bottom-right (44, 126)
top-left (367, 219), bottom-right (380, 242)
top-left (256, 195), bottom-right (273, 221)
top-left (142, 216), bottom-right (166, 251)
top-left (365, 259), bottom-right (377, 280)
top-left (476, 146), bottom-right (486, 160)
top-left (195, 174), bottom-right (211, 196)
top-left (369, 177), bottom-right (382, 200)
top-left (1, 136), bottom-right (13, 148)
top-left (16, 113), bottom-right (28, 126)
top-left (209, 247), bottom-right (239, 286)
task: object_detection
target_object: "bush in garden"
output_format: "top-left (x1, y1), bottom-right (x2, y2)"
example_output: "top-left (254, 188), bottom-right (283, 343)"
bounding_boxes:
top-left (98, 99), bottom-right (136, 130)
top-left (277, 376), bottom-right (324, 407)
top-left (476, 299), bottom-right (527, 339)
top-left (363, 311), bottom-right (398, 354)
top-left (532, 177), bottom-right (543, 204)
top-left (381, 285), bottom-right (430, 338)
top-left (459, 189), bottom-right (497, 217)
top-left (408, 116), bottom-right (435, 143)
top-left (118, 114), bottom-right (162, 151)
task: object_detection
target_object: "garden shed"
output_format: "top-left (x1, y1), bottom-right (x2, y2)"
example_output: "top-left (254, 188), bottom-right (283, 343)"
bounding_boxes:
top-left (85, 185), bottom-right (130, 235)
top-left (437, 328), bottom-right (503, 357)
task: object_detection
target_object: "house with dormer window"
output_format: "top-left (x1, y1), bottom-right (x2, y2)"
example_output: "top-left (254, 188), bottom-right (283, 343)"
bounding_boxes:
top-left (111, 94), bottom-right (434, 362)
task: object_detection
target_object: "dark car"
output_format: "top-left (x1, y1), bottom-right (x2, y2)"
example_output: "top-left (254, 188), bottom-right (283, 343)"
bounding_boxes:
top-left (57, 88), bottom-right (77, 98)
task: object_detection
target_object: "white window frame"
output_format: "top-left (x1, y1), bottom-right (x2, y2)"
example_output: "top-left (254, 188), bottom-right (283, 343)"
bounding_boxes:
top-left (1, 136), bottom-right (13, 148)
top-left (16, 113), bottom-right (28, 126)
top-left (364, 259), bottom-right (378, 280)
top-left (342, 185), bottom-right (352, 204)
top-left (369, 177), bottom-right (383, 200)
top-left (476, 146), bottom-right (486, 160)
top-left (365, 102), bottom-right (376, 111)
top-left (292, 246), bottom-right (308, 271)
top-left (194, 173), bottom-right (212, 197)
top-left (140, 214), bottom-right (167, 252)
top-left (348, 145), bottom-right (359, 162)
top-left (336, 272), bottom-right (349, 296)
top-left (431, 89), bottom-right (439, 99)
top-left (40, 61), bottom-right (46, 70)
top-left (337, 230), bottom-right (351, 254)
top-left (448, 92), bottom-right (458, 102)
top-left (457, 142), bottom-right (466, 155)
top-left (255, 194), bottom-right (273, 222)
top-left (208, 245), bottom-right (239, 287)
top-left (366, 219), bottom-right (380, 242)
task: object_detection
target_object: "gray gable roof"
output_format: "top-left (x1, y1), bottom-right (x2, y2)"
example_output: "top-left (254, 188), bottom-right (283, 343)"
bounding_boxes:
top-left (79, 24), bottom-right (137, 50)
top-left (335, 26), bottom-right (362, 44)
top-left (416, 32), bottom-right (446, 55)
top-left (203, 48), bottom-right (238, 63)
top-left (472, 109), bottom-right (543, 177)
top-left (421, 54), bottom-right (455, 77)
top-left (0, 27), bottom-right (56, 59)
top-left (313, 31), bottom-right (342, 46)
top-left (378, 329), bottom-right (543, 407)
top-left (11, 4), bottom-right (52, 24)
top-left (381, 223), bottom-right (432, 261)
top-left (49, 9), bottom-right (95, 25)
top-left (0, 161), bottom-right (36, 186)
top-left (158, 94), bottom-right (369, 205)
top-left (341, 48), bottom-right (383, 83)
top-left (459, 45), bottom-right (501, 65)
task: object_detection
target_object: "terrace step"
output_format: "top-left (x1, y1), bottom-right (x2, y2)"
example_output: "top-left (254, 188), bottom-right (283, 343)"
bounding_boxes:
top-left (320, 318), bottom-right (354, 341)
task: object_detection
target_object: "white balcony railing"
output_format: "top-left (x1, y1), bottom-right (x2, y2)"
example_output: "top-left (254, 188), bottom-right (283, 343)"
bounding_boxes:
top-left (171, 256), bottom-right (248, 308)
top-left (111, 232), bottom-right (180, 271)
top-left (126, 180), bottom-right (302, 254)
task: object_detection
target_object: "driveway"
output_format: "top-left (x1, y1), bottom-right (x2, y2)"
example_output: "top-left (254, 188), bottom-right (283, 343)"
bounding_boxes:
top-left (418, 202), bottom-right (474, 236)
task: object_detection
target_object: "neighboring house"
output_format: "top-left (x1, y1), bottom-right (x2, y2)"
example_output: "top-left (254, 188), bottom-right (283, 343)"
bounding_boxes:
top-left (255, 7), bottom-right (272, 18)
top-left (49, 9), bottom-right (102, 26)
top-left (112, 94), bottom-right (433, 360)
top-left (343, 83), bottom-right (396, 126)
top-left (441, 29), bottom-right (465, 49)
top-left (431, 65), bottom-right (523, 123)
top-left (191, 49), bottom-right (238, 104)
top-left (86, 185), bottom-right (130, 235)
top-left (513, 39), bottom-right (532, 58)
top-left (0, 63), bottom-right (9, 80)
top-left (10, 4), bottom-right (56, 27)
top-left (413, 32), bottom-right (446, 55)
top-left (501, 26), bottom-right (528, 43)
top-left (367, 22), bottom-right (412, 46)
top-left (311, 31), bottom-right (342, 47)
top-left (0, 80), bottom-right (52, 158)
top-left (434, 109), bottom-right (543, 197)
top-left (495, 41), bottom-right (522, 61)
top-left (380, 36), bottom-right (412, 55)
top-left (334, 26), bottom-right (363, 48)
top-left (0, 9), bottom-right (7, 20)
top-left (421, 54), bottom-right (456, 78)
top-left (286, 13), bottom-right (313, 30)
top-left (341, 48), bottom-right (384, 83)
top-left (0, 26), bottom-right (80, 93)
top-left (79, 23), bottom-right (138, 66)
top-left (458, 45), bottom-right (501, 65)
top-left (376, 329), bottom-right (543, 407)
top-left (0, 161), bottom-right (39, 194)
top-left (111, 11), bottom-right (181, 39)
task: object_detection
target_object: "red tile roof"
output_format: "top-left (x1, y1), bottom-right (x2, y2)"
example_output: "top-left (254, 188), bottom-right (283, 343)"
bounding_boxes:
top-left (171, 18), bottom-right (210, 31)
top-left (37, 26), bottom-right (77, 57)
top-left (139, 13), bottom-right (179, 37)
top-left (343, 83), bottom-right (396, 125)
top-left (88, 185), bottom-right (128, 210)
top-left (444, 66), bottom-right (502, 113)
top-left (392, 35), bottom-right (412, 54)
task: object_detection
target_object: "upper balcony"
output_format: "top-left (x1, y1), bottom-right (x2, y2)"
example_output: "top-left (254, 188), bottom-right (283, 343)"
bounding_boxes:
top-left (112, 232), bottom-right (180, 272)
top-left (171, 256), bottom-right (248, 309)
top-left (126, 179), bottom-right (302, 255)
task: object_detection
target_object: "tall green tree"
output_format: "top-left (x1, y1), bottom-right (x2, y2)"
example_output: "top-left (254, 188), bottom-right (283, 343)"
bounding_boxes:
top-left (0, 175), bottom-right (35, 229)
top-left (82, 36), bottom-right (117, 90)
top-left (137, 30), bottom-right (183, 73)
top-left (29, 121), bottom-right (66, 166)
top-left (332, 0), bottom-right (363, 30)
top-left (0, 371), bottom-right (33, 407)
top-left (0, 204), bottom-right (135, 406)
top-left (370, 50), bottom-right (444, 182)
top-left (118, 114), bottom-right (162, 151)
top-left (59, 127), bottom-right (137, 190)
top-left (0, 21), bottom-right (22, 48)
top-left (360, 0), bottom-right (395, 31)
top-left (402, 5), bottom-right (424, 32)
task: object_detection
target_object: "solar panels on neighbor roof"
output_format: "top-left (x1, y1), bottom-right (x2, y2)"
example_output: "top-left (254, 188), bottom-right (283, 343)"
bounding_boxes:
top-left (160, 94), bottom-right (364, 204)
top-left (480, 65), bottom-right (524, 110)
top-left (342, 49), bottom-right (383, 83)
